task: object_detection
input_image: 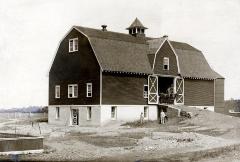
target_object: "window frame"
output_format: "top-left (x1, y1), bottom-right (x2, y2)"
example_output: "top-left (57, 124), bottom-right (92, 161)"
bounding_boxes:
top-left (111, 106), bottom-right (117, 120)
top-left (86, 83), bottom-right (92, 97)
top-left (143, 84), bottom-right (148, 98)
top-left (163, 57), bottom-right (169, 70)
top-left (69, 38), bottom-right (78, 52)
top-left (55, 85), bottom-right (60, 98)
top-left (144, 106), bottom-right (149, 119)
top-left (87, 107), bottom-right (92, 120)
top-left (56, 107), bottom-right (60, 119)
top-left (68, 84), bottom-right (78, 98)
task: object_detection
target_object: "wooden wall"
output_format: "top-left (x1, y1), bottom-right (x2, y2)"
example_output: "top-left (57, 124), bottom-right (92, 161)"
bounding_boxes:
top-left (153, 41), bottom-right (178, 76)
top-left (49, 28), bottom-right (100, 105)
top-left (184, 79), bottom-right (214, 106)
top-left (102, 72), bottom-right (148, 105)
top-left (214, 78), bottom-right (225, 113)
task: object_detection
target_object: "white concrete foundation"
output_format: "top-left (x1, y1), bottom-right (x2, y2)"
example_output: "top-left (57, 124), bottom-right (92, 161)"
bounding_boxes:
top-left (48, 105), bottom-right (158, 126)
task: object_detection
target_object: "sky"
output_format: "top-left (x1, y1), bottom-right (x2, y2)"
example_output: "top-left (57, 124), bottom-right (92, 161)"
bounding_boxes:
top-left (0, 0), bottom-right (240, 108)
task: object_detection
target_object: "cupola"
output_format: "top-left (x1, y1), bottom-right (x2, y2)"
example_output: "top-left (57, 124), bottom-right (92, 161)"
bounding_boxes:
top-left (126, 18), bottom-right (148, 37)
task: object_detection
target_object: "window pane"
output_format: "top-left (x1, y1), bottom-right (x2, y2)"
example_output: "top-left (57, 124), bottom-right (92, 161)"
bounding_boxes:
top-left (56, 107), bottom-right (60, 119)
top-left (74, 39), bottom-right (78, 51)
top-left (69, 40), bottom-right (73, 52)
top-left (55, 86), bottom-right (60, 98)
top-left (111, 107), bottom-right (116, 118)
top-left (74, 85), bottom-right (78, 97)
top-left (87, 107), bottom-right (92, 120)
top-left (144, 107), bottom-right (148, 118)
top-left (87, 83), bottom-right (92, 97)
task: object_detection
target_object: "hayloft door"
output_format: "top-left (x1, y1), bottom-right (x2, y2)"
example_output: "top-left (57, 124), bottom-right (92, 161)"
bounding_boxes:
top-left (148, 75), bottom-right (159, 104)
top-left (175, 78), bottom-right (184, 104)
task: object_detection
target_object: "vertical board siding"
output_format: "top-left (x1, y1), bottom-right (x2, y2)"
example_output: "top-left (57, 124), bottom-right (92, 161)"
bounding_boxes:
top-left (153, 41), bottom-right (178, 75)
top-left (49, 29), bottom-right (100, 105)
top-left (214, 79), bottom-right (225, 113)
top-left (102, 73), bottom-right (148, 105)
top-left (184, 79), bottom-right (214, 106)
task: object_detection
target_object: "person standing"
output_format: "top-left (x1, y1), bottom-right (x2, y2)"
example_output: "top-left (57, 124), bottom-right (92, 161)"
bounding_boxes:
top-left (140, 112), bottom-right (144, 124)
top-left (160, 110), bottom-right (166, 124)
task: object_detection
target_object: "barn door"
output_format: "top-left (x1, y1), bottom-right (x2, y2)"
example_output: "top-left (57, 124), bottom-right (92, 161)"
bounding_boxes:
top-left (175, 78), bottom-right (184, 104)
top-left (148, 75), bottom-right (158, 104)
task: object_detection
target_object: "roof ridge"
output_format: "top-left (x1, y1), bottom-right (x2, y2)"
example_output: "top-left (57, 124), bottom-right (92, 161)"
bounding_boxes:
top-left (74, 25), bottom-right (149, 44)
top-left (74, 25), bottom-right (137, 38)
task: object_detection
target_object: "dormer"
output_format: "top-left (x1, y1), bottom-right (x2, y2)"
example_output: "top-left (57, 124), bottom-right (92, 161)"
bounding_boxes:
top-left (126, 18), bottom-right (148, 37)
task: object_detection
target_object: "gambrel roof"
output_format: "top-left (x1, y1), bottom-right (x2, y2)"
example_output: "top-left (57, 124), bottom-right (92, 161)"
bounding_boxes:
top-left (74, 26), bottom-right (152, 74)
top-left (73, 26), bottom-right (223, 79)
top-left (148, 38), bottom-right (223, 79)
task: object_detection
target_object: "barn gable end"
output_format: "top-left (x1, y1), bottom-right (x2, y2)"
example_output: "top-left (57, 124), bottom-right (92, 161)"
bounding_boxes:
top-left (152, 41), bottom-right (179, 76)
top-left (49, 28), bottom-right (101, 105)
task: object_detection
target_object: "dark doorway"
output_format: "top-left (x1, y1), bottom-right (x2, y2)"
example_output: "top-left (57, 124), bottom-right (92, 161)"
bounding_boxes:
top-left (71, 109), bottom-right (79, 125)
top-left (158, 77), bottom-right (174, 94)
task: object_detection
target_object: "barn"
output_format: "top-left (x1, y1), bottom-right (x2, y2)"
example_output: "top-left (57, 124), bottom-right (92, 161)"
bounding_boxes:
top-left (48, 18), bottom-right (224, 126)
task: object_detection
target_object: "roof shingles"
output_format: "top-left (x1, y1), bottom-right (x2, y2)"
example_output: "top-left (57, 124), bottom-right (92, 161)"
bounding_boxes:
top-left (74, 26), bottom-right (223, 79)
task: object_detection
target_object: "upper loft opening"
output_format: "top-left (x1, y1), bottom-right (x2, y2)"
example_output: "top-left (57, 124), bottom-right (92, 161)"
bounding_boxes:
top-left (126, 18), bottom-right (148, 37)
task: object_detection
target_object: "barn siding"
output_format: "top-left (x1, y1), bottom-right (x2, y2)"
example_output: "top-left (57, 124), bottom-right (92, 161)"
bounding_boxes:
top-left (214, 78), bottom-right (225, 113)
top-left (153, 41), bottom-right (178, 76)
top-left (184, 79), bottom-right (214, 106)
top-left (49, 28), bottom-right (100, 105)
top-left (102, 72), bottom-right (148, 105)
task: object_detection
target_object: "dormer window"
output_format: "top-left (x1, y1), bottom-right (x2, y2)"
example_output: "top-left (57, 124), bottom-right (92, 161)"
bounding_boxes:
top-left (69, 38), bottom-right (78, 52)
top-left (163, 57), bottom-right (169, 70)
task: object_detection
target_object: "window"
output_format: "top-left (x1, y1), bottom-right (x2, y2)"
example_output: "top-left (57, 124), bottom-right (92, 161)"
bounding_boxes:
top-left (143, 84), bottom-right (148, 98)
top-left (87, 107), bottom-right (92, 120)
top-left (69, 38), bottom-right (78, 52)
top-left (144, 106), bottom-right (148, 118)
top-left (55, 85), bottom-right (60, 98)
top-left (86, 83), bottom-right (92, 97)
top-left (68, 84), bottom-right (78, 98)
top-left (163, 57), bottom-right (169, 70)
top-left (56, 107), bottom-right (60, 119)
top-left (111, 106), bottom-right (117, 119)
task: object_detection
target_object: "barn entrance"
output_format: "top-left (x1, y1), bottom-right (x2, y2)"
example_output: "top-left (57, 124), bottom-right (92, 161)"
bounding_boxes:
top-left (158, 77), bottom-right (174, 104)
top-left (148, 75), bottom-right (184, 105)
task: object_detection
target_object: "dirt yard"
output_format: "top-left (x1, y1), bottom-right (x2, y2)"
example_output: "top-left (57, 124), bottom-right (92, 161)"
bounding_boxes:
top-left (0, 108), bottom-right (240, 162)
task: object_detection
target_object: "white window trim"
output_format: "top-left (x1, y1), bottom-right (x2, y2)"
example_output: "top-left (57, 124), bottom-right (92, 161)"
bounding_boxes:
top-left (68, 84), bottom-right (78, 98)
top-left (56, 107), bottom-right (60, 119)
top-left (111, 106), bottom-right (117, 120)
top-left (69, 38), bottom-right (78, 52)
top-left (55, 85), bottom-right (60, 98)
top-left (163, 57), bottom-right (169, 70)
top-left (144, 106), bottom-right (149, 119)
top-left (86, 83), bottom-right (92, 97)
top-left (87, 107), bottom-right (92, 121)
top-left (143, 84), bottom-right (148, 98)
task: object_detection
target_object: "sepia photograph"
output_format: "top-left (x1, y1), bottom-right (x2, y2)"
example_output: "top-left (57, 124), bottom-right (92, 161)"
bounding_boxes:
top-left (0, 0), bottom-right (240, 161)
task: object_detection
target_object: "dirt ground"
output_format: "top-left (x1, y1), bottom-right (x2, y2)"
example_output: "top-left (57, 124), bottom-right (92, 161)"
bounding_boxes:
top-left (0, 108), bottom-right (240, 162)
